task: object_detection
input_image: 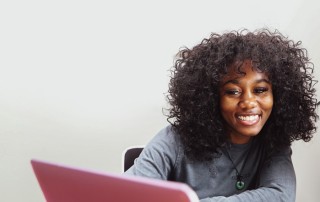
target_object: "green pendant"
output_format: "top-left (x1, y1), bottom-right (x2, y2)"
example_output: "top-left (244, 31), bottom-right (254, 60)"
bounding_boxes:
top-left (236, 180), bottom-right (245, 190)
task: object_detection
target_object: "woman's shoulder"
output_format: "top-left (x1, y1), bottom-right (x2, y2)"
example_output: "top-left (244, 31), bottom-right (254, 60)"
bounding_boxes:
top-left (148, 125), bottom-right (181, 145)
top-left (141, 125), bottom-right (182, 158)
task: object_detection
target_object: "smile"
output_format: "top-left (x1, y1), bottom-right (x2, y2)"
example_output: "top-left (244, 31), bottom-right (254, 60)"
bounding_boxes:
top-left (237, 115), bottom-right (259, 121)
top-left (236, 115), bottom-right (260, 125)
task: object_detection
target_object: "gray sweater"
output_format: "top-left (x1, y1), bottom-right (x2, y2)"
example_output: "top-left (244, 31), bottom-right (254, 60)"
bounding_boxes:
top-left (125, 126), bottom-right (296, 202)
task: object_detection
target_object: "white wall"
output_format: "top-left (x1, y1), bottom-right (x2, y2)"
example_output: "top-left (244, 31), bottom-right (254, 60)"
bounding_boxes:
top-left (0, 0), bottom-right (319, 201)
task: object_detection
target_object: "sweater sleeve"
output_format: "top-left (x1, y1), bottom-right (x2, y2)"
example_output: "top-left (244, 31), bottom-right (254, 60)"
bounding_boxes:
top-left (124, 126), bottom-right (179, 180)
top-left (200, 147), bottom-right (296, 202)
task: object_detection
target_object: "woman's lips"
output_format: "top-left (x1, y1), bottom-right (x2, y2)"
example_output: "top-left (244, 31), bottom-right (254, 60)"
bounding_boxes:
top-left (236, 114), bottom-right (260, 126)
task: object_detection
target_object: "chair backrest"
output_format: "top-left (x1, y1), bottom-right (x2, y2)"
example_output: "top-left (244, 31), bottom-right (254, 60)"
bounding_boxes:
top-left (122, 146), bottom-right (144, 172)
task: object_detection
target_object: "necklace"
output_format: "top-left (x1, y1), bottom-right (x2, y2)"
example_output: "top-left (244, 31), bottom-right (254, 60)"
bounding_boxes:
top-left (225, 140), bottom-right (253, 191)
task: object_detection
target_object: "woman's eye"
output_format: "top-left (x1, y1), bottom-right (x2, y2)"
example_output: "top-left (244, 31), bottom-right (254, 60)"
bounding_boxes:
top-left (254, 87), bottom-right (268, 94)
top-left (225, 90), bottom-right (241, 95)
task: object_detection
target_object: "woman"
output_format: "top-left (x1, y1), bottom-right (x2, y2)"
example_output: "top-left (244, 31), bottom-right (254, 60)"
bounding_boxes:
top-left (125, 29), bottom-right (318, 201)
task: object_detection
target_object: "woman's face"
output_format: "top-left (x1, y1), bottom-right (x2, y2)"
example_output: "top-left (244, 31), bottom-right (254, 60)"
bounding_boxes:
top-left (219, 60), bottom-right (273, 144)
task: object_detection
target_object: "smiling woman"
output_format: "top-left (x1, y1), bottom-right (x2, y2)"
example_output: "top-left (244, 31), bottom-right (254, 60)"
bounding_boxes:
top-left (124, 29), bottom-right (319, 202)
top-left (219, 60), bottom-right (274, 144)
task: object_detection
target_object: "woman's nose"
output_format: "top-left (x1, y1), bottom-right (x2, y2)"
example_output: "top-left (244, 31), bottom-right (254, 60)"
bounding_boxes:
top-left (238, 92), bottom-right (257, 109)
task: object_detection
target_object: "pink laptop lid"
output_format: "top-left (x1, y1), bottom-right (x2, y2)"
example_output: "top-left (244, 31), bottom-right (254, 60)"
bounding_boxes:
top-left (31, 159), bottom-right (199, 202)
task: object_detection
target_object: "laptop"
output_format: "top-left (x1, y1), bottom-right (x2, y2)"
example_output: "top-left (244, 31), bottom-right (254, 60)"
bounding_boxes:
top-left (31, 159), bottom-right (199, 202)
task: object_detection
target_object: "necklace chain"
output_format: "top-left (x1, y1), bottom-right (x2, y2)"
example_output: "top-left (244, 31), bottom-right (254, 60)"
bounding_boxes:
top-left (225, 140), bottom-right (253, 190)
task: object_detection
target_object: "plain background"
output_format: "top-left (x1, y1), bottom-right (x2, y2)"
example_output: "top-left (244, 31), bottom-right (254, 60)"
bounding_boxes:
top-left (0, 0), bottom-right (319, 201)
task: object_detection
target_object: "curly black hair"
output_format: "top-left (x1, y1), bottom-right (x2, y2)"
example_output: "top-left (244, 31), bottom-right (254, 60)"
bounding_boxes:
top-left (166, 29), bottom-right (318, 161)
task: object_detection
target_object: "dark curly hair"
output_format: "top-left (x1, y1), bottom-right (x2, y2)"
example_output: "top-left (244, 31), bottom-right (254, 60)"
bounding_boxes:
top-left (166, 29), bottom-right (318, 161)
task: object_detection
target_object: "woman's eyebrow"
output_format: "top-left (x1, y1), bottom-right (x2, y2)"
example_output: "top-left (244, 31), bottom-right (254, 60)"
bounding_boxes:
top-left (255, 78), bottom-right (271, 84)
top-left (221, 78), bottom-right (270, 86)
top-left (221, 79), bottom-right (239, 86)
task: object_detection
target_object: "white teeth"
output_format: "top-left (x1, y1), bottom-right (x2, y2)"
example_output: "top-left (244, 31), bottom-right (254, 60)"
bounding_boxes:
top-left (238, 115), bottom-right (259, 121)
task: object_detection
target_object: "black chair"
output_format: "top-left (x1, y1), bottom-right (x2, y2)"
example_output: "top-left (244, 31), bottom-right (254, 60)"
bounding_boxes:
top-left (122, 146), bottom-right (144, 172)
